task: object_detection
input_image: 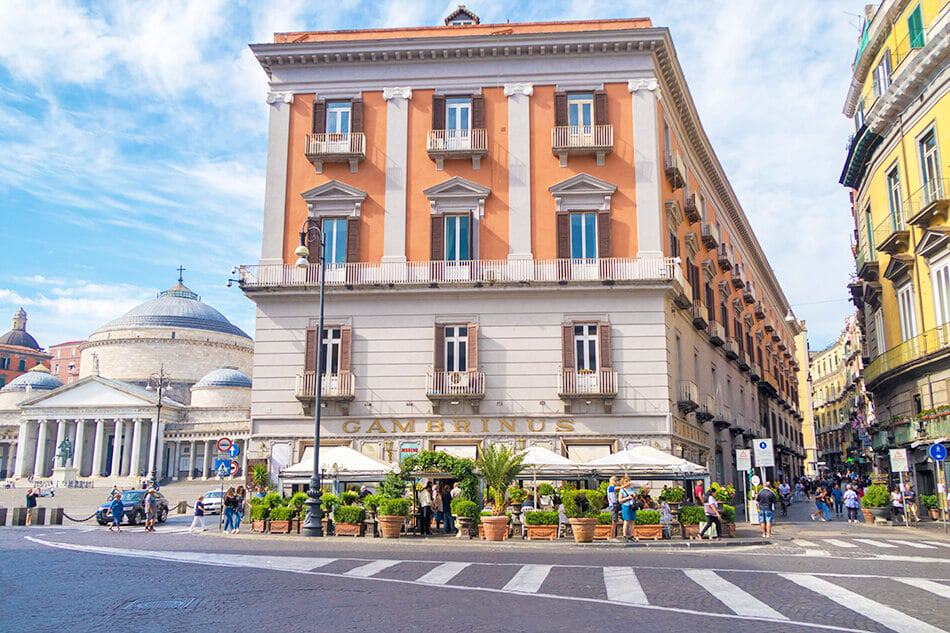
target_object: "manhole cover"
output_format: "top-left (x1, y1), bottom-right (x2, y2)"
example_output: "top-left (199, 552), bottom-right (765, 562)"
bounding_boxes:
top-left (124, 598), bottom-right (197, 611)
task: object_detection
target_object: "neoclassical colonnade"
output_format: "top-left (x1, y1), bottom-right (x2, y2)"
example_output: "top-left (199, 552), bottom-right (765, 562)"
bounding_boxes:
top-left (160, 435), bottom-right (249, 481)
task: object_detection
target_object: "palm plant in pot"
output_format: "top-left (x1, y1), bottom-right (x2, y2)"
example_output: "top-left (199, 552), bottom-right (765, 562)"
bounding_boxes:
top-left (633, 509), bottom-right (662, 540)
top-left (377, 497), bottom-right (411, 538)
top-left (861, 484), bottom-right (889, 523)
top-left (476, 444), bottom-right (525, 541)
top-left (563, 489), bottom-right (605, 543)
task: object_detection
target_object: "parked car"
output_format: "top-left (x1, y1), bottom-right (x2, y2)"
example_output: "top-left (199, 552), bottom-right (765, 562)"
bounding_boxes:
top-left (96, 490), bottom-right (168, 526)
top-left (202, 490), bottom-right (224, 515)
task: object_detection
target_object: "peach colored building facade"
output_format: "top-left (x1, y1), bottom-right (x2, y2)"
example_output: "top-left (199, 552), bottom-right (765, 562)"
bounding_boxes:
top-left (49, 340), bottom-right (84, 385)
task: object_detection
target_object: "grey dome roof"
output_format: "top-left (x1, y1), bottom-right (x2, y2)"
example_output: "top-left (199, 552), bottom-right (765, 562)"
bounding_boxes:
top-left (2, 368), bottom-right (63, 392)
top-left (94, 281), bottom-right (250, 339)
top-left (0, 307), bottom-right (41, 350)
top-left (193, 367), bottom-right (252, 389)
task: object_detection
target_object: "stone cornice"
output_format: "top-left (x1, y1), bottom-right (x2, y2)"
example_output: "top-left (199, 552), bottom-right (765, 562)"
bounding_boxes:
top-left (80, 336), bottom-right (253, 353)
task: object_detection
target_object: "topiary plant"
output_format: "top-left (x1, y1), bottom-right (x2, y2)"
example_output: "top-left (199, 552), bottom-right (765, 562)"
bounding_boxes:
top-left (450, 498), bottom-right (480, 519)
top-left (596, 511), bottom-right (613, 525)
top-left (635, 510), bottom-right (661, 525)
top-left (320, 492), bottom-right (339, 513)
top-left (508, 485), bottom-right (529, 504)
top-left (250, 504), bottom-right (269, 521)
top-left (678, 504), bottom-right (706, 525)
top-left (268, 505), bottom-right (293, 521)
top-left (341, 490), bottom-right (359, 506)
top-left (562, 489), bottom-right (605, 519)
top-left (263, 491), bottom-right (284, 509)
top-left (334, 505), bottom-right (366, 524)
top-left (362, 493), bottom-right (381, 513)
top-left (537, 483), bottom-right (555, 497)
top-left (378, 497), bottom-right (411, 517)
top-left (379, 472), bottom-right (407, 499)
top-left (861, 484), bottom-right (889, 508)
top-left (524, 510), bottom-right (560, 525)
top-left (721, 504), bottom-right (736, 523)
top-left (288, 492), bottom-right (309, 516)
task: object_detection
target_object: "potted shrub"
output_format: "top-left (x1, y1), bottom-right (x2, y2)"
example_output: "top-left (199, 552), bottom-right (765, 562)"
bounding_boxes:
top-left (594, 511), bottom-right (615, 540)
top-left (334, 505), bottom-right (366, 537)
top-left (861, 484), bottom-right (890, 523)
top-left (341, 490), bottom-right (360, 506)
top-left (377, 497), bottom-right (410, 538)
top-left (251, 463), bottom-right (270, 494)
top-left (633, 509), bottom-right (663, 540)
top-left (249, 499), bottom-right (269, 533)
top-left (477, 510), bottom-right (511, 540)
top-left (287, 491), bottom-right (309, 533)
top-left (921, 494), bottom-right (939, 520)
top-left (537, 483), bottom-right (555, 507)
top-left (678, 504), bottom-right (705, 539)
top-left (451, 498), bottom-right (479, 539)
top-left (524, 510), bottom-right (560, 540)
top-left (720, 504), bottom-right (736, 537)
top-left (659, 485), bottom-right (686, 512)
top-left (268, 505), bottom-right (293, 534)
top-left (477, 444), bottom-right (525, 541)
top-left (321, 493), bottom-right (339, 534)
top-left (563, 489), bottom-right (605, 543)
top-left (508, 485), bottom-right (529, 512)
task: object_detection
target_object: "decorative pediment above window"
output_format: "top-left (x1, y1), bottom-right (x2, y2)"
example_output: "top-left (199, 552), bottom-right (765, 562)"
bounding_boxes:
top-left (300, 180), bottom-right (367, 218)
top-left (684, 232), bottom-right (699, 259)
top-left (665, 199), bottom-right (684, 227)
top-left (917, 229), bottom-right (950, 260)
top-left (882, 254), bottom-right (914, 283)
top-left (702, 260), bottom-right (715, 280)
top-left (549, 173), bottom-right (617, 213)
top-left (718, 281), bottom-right (730, 296)
top-left (423, 176), bottom-right (491, 217)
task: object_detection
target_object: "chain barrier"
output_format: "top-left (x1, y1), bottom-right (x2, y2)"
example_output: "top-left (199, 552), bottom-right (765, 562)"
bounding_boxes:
top-left (62, 511), bottom-right (99, 523)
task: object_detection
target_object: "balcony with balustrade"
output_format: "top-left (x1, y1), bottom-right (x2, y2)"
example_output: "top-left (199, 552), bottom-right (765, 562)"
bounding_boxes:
top-left (701, 223), bottom-right (719, 250)
top-left (305, 133), bottom-right (366, 173)
top-left (427, 128), bottom-right (488, 170)
top-left (690, 300), bottom-right (708, 330)
top-left (708, 321), bottom-right (725, 347)
top-left (551, 125), bottom-right (613, 166)
top-left (664, 151), bottom-right (686, 189)
top-left (873, 213), bottom-right (911, 256)
top-left (723, 338), bottom-right (739, 360)
top-left (295, 371), bottom-right (355, 414)
top-left (907, 178), bottom-right (949, 228)
top-left (696, 394), bottom-right (715, 422)
top-left (677, 380), bottom-right (699, 413)
top-left (742, 281), bottom-right (755, 305)
top-left (864, 322), bottom-right (950, 389)
top-left (717, 242), bottom-right (733, 271)
top-left (713, 404), bottom-right (732, 431)
top-left (559, 367), bottom-right (618, 412)
top-left (730, 263), bottom-right (745, 290)
top-left (684, 193), bottom-right (701, 223)
top-left (426, 370), bottom-right (486, 412)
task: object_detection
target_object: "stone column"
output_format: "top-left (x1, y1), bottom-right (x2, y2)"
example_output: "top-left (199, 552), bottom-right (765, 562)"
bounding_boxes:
top-left (110, 420), bottom-right (124, 478)
top-left (240, 439), bottom-right (248, 479)
top-left (260, 92), bottom-right (293, 266)
top-left (33, 420), bottom-right (49, 478)
top-left (504, 83), bottom-right (534, 261)
top-left (146, 420), bottom-right (158, 480)
top-left (129, 418), bottom-right (143, 478)
top-left (629, 78), bottom-right (664, 259)
top-left (203, 439), bottom-right (212, 478)
top-left (155, 423), bottom-right (166, 480)
top-left (381, 87), bottom-right (413, 264)
top-left (188, 440), bottom-right (196, 479)
top-left (170, 440), bottom-right (180, 481)
top-left (73, 420), bottom-right (86, 476)
top-left (121, 420), bottom-right (133, 475)
top-left (91, 419), bottom-right (105, 477)
top-left (53, 419), bottom-right (66, 470)
top-left (14, 420), bottom-right (32, 478)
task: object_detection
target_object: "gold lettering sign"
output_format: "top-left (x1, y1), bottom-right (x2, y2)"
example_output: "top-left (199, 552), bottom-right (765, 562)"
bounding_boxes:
top-left (331, 418), bottom-right (579, 436)
top-left (453, 419), bottom-right (471, 433)
top-left (556, 419), bottom-right (575, 433)
top-left (366, 420), bottom-right (387, 434)
top-left (427, 419), bottom-right (444, 433)
top-left (342, 421), bottom-right (361, 434)
top-left (392, 419), bottom-right (415, 434)
top-left (528, 419), bottom-right (544, 432)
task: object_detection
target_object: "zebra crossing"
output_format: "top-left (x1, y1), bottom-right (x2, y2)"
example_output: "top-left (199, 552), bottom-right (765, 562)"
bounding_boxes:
top-left (794, 536), bottom-right (950, 553)
top-left (28, 536), bottom-right (950, 633)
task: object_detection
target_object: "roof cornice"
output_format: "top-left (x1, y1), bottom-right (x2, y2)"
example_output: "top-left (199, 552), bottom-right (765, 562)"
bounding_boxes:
top-left (843, 0), bottom-right (911, 118)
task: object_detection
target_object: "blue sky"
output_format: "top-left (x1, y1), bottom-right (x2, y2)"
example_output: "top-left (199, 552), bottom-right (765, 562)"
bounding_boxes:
top-left (0, 0), bottom-right (866, 349)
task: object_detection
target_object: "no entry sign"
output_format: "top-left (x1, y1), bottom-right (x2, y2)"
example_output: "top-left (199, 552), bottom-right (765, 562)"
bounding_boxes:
top-left (216, 437), bottom-right (232, 453)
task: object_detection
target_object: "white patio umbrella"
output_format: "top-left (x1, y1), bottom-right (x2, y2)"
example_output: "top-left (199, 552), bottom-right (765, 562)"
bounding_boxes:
top-left (280, 446), bottom-right (395, 487)
top-left (519, 446), bottom-right (586, 508)
top-left (586, 445), bottom-right (707, 477)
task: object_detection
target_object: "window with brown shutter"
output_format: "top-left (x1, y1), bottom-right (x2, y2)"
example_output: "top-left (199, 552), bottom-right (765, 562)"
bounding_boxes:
top-left (350, 98), bottom-right (364, 133)
top-left (471, 95), bottom-right (485, 129)
top-left (304, 326), bottom-right (318, 372)
top-left (598, 322), bottom-right (612, 368)
top-left (430, 215), bottom-right (445, 261)
top-left (593, 90), bottom-right (608, 126)
top-left (339, 326), bottom-right (352, 373)
top-left (597, 211), bottom-right (610, 258)
top-left (556, 213), bottom-right (570, 259)
top-left (432, 95), bottom-right (446, 130)
top-left (554, 91), bottom-right (568, 127)
top-left (346, 217), bottom-right (360, 262)
top-left (433, 324), bottom-right (445, 371)
top-left (467, 323), bottom-right (478, 369)
top-left (562, 322), bottom-right (575, 370)
top-left (312, 99), bottom-right (326, 134)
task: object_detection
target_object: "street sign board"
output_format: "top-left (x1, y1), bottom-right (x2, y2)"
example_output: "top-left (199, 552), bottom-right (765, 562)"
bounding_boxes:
top-left (216, 437), bottom-right (232, 453)
top-left (753, 438), bottom-right (774, 468)
top-left (228, 444), bottom-right (241, 459)
top-left (735, 449), bottom-right (752, 471)
top-left (230, 460), bottom-right (240, 476)
top-left (214, 458), bottom-right (231, 473)
top-left (751, 475), bottom-right (761, 486)
top-left (929, 443), bottom-right (947, 462)
top-left (889, 448), bottom-right (909, 472)
top-left (399, 441), bottom-right (421, 462)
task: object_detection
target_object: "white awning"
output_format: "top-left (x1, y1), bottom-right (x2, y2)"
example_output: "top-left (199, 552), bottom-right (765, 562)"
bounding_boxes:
top-left (517, 445), bottom-right (586, 479)
top-left (586, 445), bottom-right (707, 476)
top-left (280, 446), bottom-right (394, 481)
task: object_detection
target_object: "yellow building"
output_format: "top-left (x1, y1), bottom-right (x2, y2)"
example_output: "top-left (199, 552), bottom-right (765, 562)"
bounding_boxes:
top-left (795, 326), bottom-right (817, 475)
top-left (843, 0), bottom-right (949, 485)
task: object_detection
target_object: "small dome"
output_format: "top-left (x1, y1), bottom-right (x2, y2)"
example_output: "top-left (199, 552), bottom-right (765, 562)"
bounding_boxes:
top-left (2, 367), bottom-right (63, 392)
top-left (93, 280), bottom-right (250, 339)
top-left (0, 307), bottom-right (41, 350)
top-left (193, 367), bottom-right (252, 389)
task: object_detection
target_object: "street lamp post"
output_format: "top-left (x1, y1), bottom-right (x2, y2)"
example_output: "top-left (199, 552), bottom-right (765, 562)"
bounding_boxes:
top-left (146, 366), bottom-right (171, 488)
top-left (295, 219), bottom-right (327, 537)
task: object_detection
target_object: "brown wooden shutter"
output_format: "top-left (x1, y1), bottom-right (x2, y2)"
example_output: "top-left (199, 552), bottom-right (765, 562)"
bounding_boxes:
top-left (304, 326), bottom-right (318, 372)
top-left (433, 324), bottom-right (445, 371)
top-left (339, 326), bottom-right (352, 373)
top-left (432, 95), bottom-right (446, 130)
top-left (430, 215), bottom-right (445, 261)
top-left (594, 90), bottom-right (608, 126)
top-left (598, 322), bottom-right (612, 369)
top-left (467, 323), bottom-right (478, 369)
top-left (312, 99), bottom-right (326, 134)
top-left (562, 323), bottom-right (575, 370)
top-left (471, 95), bottom-right (485, 129)
top-left (597, 211), bottom-right (610, 258)
top-left (554, 91), bottom-right (568, 127)
top-left (556, 213), bottom-right (570, 259)
top-left (346, 217), bottom-right (360, 263)
top-left (350, 98), bottom-right (363, 133)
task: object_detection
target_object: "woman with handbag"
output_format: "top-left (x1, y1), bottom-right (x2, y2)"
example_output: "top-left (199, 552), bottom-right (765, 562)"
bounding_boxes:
top-left (617, 477), bottom-right (638, 542)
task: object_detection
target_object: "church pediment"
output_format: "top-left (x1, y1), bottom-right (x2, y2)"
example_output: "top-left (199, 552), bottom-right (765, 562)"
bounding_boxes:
top-left (549, 173), bottom-right (617, 213)
top-left (300, 180), bottom-right (367, 217)
top-left (19, 376), bottom-right (183, 410)
top-left (424, 176), bottom-right (491, 216)
top-left (917, 228), bottom-right (950, 260)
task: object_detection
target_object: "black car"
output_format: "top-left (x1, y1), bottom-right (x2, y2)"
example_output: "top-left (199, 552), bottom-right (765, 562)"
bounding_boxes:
top-left (96, 490), bottom-right (169, 526)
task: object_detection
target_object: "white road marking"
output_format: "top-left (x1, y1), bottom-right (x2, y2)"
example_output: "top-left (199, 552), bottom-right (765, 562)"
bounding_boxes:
top-left (794, 539), bottom-right (819, 547)
top-left (895, 577), bottom-right (950, 599)
top-left (782, 573), bottom-right (946, 633)
top-left (502, 564), bottom-right (552, 593)
top-left (684, 569), bottom-right (787, 620)
top-left (344, 559), bottom-right (400, 578)
top-left (603, 567), bottom-right (648, 605)
top-left (853, 539), bottom-right (897, 549)
top-left (887, 539), bottom-right (937, 549)
top-left (416, 562), bottom-right (470, 585)
top-left (924, 541), bottom-right (950, 549)
top-left (822, 539), bottom-right (857, 549)
top-left (801, 549), bottom-right (830, 557)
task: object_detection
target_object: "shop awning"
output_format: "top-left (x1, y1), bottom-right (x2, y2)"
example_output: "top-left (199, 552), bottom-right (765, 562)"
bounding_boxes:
top-left (516, 445), bottom-right (587, 479)
top-left (586, 445), bottom-right (707, 477)
top-left (280, 446), bottom-right (395, 481)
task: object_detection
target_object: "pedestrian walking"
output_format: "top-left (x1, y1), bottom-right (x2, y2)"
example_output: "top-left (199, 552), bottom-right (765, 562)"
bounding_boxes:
top-left (222, 487), bottom-right (237, 533)
top-left (844, 484), bottom-right (860, 523)
top-left (234, 486), bottom-right (246, 533)
top-left (418, 482), bottom-right (433, 536)
top-left (25, 487), bottom-right (39, 526)
top-left (756, 482), bottom-right (777, 538)
top-left (606, 476), bottom-right (620, 527)
top-left (832, 486), bottom-right (844, 518)
top-left (810, 488), bottom-right (829, 522)
top-left (189, 495), bottom-right (207, 533)
top-left (618, 477), bottom-right (637, 541)
top-left (902, 483), bottom-right (920, 526)
top-left (891, 487), bottom-right (906, 526)
top-left (432, 483), bottom-right (443, 531)
top-left (108, 493), bottom-right (124, 532)
top-left (442, 483), bottom-right (454, 533)
top-left (699, 489), bottom-right (722, 539)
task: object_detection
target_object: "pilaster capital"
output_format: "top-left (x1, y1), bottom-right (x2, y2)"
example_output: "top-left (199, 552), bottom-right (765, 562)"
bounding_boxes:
top-left (383, 86), bottom-right (413, 101)
top-left (265, 91), bottom-right (294, 105)
top-left (628, 78), bottom-right (659, 93)
top-left (504, 82), bottom-right (534, 97)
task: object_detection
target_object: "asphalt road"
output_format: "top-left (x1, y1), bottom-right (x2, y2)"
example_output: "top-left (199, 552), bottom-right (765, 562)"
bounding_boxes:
top-left (2, 505), bottom-right (949, 633)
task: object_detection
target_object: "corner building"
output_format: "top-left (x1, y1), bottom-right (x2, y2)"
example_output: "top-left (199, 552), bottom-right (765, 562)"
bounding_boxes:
top-left (240, 11), bottom-right (805, 485)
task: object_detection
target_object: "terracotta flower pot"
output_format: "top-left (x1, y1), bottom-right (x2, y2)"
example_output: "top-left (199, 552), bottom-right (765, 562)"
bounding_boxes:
top-left (633, 524), bottom-right (663, 540)
top-left (252, 519), bottom-right (266, 533)
top-left (482, 515), bottom-right (509, 541)
top-left (568, 517), bottom-right (597, 543)
top-left (681, 524), bottom-right (700, 539)
top-left (269, 520), bottom-right (290, 534)
top-left (335, 522), bottom-right (365, 537)
top-left (929, 508), bottom-right (940, 521)
top-left (861, 508), bottom-right (874, 523)
top-left (593, 523), bottom-right (615, 540)
top-left (525, 524), bottom-right (558, 541)
top-left (723, 522), bottom-right (736, 538)
top-left (377, 515), bottom-right (404, 539)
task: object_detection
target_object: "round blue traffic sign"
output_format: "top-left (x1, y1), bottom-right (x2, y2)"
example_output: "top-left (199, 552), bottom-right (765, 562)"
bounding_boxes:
top-left (229, 444), bottom-right (241, 459)
top-left (758, 441), bottom-right (768, 449)
top-left (930, 443), bottom-right (947, 462)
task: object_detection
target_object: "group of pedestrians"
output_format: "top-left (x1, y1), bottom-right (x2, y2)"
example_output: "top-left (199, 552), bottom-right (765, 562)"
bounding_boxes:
top-left (417, 482), bottom-right (461, 535)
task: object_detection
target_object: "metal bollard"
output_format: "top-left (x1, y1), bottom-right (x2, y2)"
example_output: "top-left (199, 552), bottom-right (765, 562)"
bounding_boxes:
top-left (0, 507), bottom-right (7, 526)
top-left (49, 508), bottom-right (64, 525)
top-left (34, 507), bottom-right (46, 525)
top-left (11, 507), bottom-right (27, 526)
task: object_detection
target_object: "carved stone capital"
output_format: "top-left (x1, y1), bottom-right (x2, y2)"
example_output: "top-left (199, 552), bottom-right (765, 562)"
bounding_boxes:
top-left (266, 92), bottom-right (294, 105)
top-left (628, 78), bottom-right (659, 93)
top-left (503, 83), bottom-right (534, 97)
top-left (383, 86), bottom-right (413, 100)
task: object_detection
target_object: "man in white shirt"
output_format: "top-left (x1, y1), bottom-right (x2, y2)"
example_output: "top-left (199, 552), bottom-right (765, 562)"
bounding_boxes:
top-left (450, 483), bottom-right (461, 499)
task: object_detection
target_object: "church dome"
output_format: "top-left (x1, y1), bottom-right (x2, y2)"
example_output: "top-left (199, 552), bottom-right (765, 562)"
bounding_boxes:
top-left (193, 367), bottom-right (252, 389)
top-left (0, 307), bottom-right (41, 350)
top-left (2, 366), bottom-right (63, 392)
top-left (93, 281), bottom-right (250, 339)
